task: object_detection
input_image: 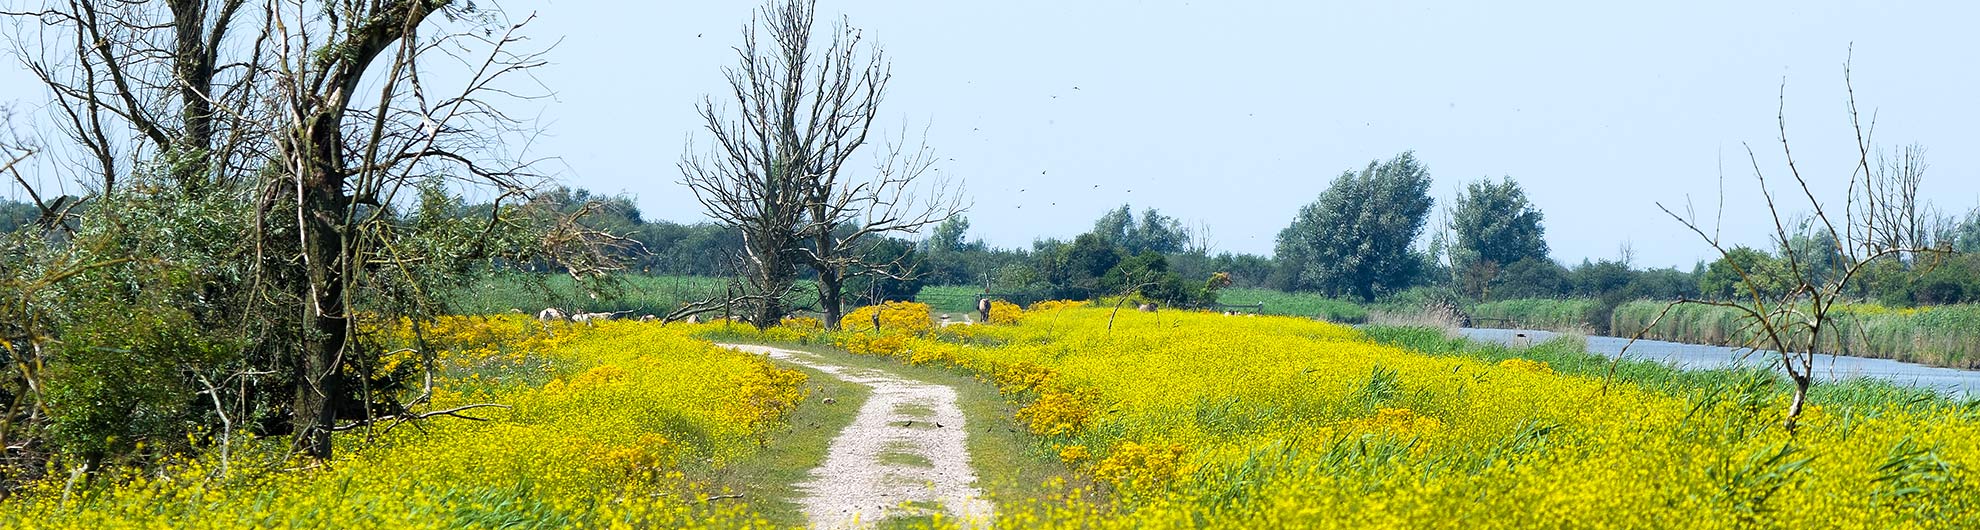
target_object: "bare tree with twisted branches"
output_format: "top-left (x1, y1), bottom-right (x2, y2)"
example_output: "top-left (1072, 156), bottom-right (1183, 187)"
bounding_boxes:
top-left (1620, 51), bottom-right (1955, 432)
top-left (683, 0), bottom-right (962, 329)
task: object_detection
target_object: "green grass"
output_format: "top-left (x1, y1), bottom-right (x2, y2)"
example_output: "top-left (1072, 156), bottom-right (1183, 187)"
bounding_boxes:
top-left (442, 272), bottom-right (819, 318)
top-left (703, 355), bottom-right (871, 527)
top-left (895, 403), bottom-right (937, 418)
top-left (1214, 287), bottom-right (1369, 323)
top-left (877, 442), bottom-right (935, 468)
top-left (916, 285), bottom-right (983, 316)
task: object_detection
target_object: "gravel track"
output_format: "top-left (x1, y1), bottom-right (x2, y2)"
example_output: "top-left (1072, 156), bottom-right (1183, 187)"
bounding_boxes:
top-left (718, 343), bottom-right (993, 529)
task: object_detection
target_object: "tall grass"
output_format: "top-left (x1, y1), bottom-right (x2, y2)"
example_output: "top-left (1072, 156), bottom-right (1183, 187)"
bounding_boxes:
top-left (1214, 287), bottom-right (1369, 323)
top-left (1469, 298), bottom-right (1597, 331)
top-left (442, 272), bottom-right (819, 317)
top-left (915, 285), bottom-right (983, 316)
top-left (1612, 301), bottom-right (1980, 369)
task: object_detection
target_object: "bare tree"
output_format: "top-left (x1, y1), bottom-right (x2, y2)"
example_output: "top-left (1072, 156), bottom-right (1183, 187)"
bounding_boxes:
top-left (683, 0), bottom-right (961, 329)
top-left (1621, 53), bottom-right (1954, 432)
top-left (802, 131), bottom-right (964, 329)
top-left (1863, 143), bottom-right (1935, 255)
top-left (6, 0), bottom-right (268, 194)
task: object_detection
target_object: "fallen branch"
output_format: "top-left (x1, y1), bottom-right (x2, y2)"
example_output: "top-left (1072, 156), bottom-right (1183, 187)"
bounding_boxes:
top-left (330, 403), bottom-right (512, 433)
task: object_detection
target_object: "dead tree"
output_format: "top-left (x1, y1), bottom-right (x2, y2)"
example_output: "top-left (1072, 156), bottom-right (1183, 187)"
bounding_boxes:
top-left (802, 132), bottom-right (964, 329)
top-left (680, 0), bottom-right (856, 329)
top-left (1864, 143), bottom-right (1936, 257)
top-left (681, 0), bottom-right (962, 329)
top-left (1623, 54), bottom-right (1953, 432)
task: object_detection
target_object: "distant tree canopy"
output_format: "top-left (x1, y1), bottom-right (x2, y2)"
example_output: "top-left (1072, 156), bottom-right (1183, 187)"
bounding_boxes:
top-left (926, 216), bottom-right (978, 254)
top-left (1449, 176), bottom-right (1549, 299)
top-left (1275, 152), bottom-right (1435, 301)
top-left (1699, 246), bottom-right (1788, 301)
top-left (0, 199), bottom-right (39, 233)
top-left (1952, 208), bottom-right (1980, 253)
top-left (1090, 205), bottom-right (1190, 255)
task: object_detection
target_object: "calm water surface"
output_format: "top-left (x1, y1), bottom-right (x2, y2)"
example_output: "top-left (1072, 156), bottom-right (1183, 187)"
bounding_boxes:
top-left (1458, 328), bottom-right (1980, 398)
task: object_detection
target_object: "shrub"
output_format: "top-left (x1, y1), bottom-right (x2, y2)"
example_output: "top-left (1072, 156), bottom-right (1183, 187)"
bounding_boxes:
top-left (838, 301), bottom-right (934, 333)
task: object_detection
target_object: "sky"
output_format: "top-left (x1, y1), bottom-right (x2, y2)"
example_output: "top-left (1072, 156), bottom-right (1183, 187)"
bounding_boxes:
top-left (5, 1), bottom-right (1979, 269)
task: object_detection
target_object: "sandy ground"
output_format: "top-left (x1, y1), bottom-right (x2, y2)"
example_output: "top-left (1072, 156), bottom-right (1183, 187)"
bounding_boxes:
top-left (718, 344), bottom-right (994, 529)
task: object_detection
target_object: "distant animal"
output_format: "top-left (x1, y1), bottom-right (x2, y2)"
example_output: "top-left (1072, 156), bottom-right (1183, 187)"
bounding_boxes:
top-left (640, 314), bottom-right (657, 322)
top-left (1138, 302), bottom-right (1157, 313)
top-left (977, 297), bottom-right (992, 321)
top-left (536, 308), bottom-right (567, 322)
top-left (686, 315), bottom-right (701, 324)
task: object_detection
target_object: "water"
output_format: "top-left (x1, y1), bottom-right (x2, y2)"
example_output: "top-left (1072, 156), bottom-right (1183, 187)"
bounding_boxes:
top-left (1457, 328), bottom-right (1980, 398)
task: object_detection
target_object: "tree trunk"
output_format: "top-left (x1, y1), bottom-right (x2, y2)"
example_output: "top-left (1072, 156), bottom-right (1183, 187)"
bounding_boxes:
top-left (1784, 374), bottom-right (1809, 433)
top-left (814, 220), bottom-right (844, 329)
top-left (168, 0), bottom-right (217, 192)
top-left (745, 234), bottom-right (793, 329)
top-left (289, 115), bottom-right (350, 460)
top-left (819, 267), bottom-right (843, 330)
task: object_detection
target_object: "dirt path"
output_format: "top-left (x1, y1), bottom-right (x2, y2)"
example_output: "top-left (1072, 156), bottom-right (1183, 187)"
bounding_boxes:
top-left (718, 344), bottom-right (994, 529)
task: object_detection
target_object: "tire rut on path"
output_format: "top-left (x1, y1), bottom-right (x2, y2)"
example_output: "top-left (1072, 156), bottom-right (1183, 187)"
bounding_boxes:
top-left (718, 344), bottom-right (994, 529)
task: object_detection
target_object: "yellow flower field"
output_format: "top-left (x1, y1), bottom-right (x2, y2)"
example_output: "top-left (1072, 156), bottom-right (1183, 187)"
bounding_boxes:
top-left (1, 316), bottom-right (805, 529)
top-left (833, 305), bottom-right (1980, 529)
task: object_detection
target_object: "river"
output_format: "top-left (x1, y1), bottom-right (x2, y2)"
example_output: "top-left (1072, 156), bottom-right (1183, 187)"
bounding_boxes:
top-left (1457, 328), bottom-right (1980, 398)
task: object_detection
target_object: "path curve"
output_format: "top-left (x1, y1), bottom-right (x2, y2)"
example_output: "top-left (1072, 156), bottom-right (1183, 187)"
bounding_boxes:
top-left (718, 344), bottom-right (994, 529)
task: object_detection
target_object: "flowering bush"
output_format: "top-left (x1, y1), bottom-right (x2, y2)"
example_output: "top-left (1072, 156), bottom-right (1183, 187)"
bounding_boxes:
top-left (987, 299), bottom-right (1023, 324)
top-left (838, 301), bottom-right (934, 333)
top-left (829, 305), bottom-right (1980, 528)
top-left (1, 316), bottom-right (807, 528)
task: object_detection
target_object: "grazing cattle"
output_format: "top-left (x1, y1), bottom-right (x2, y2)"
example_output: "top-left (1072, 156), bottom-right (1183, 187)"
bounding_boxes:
top-left (536, 308), bottom-right (567, 322)
top-left (977, 298), bottom-right (992, 321)
top-left (1137, 302), bottom-right (1157, 313)
top-left (640, 315), bottom-right (657, 322)
top-left (686, 315), bottom-right (701, 324)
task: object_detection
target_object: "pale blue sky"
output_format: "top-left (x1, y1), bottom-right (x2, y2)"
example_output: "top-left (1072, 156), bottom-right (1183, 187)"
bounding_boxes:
top-left (7, 1), bottom-right (1979, 269)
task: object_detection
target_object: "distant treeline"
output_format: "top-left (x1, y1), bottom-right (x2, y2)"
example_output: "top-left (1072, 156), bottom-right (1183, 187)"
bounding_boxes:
top-left (271, 159), bottom-right (1980, 315)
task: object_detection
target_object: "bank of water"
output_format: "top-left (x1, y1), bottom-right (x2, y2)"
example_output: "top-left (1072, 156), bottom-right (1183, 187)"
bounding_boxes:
top-left (1458, 328), bottom-right (1980, 398)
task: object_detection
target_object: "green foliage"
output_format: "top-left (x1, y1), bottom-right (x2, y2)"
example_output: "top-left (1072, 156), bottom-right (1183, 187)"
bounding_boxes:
top-left (1951, 208), bottom-right (1980, 254)
top-left (842, 236), bottom-right (925, 304)
top-left (1448, 176), bottom-right (1549, 298)
top-left (27, 185), bottom-right (258, 468)
top-left (926, 216), bottom-right (973, 254)
top-left (1089, 205), bottom-right (1190, 255)
top-left (1100, 252), bottom-right (1206, 307)
top-left (1699, 246), bottom-right (1788, 300)
top-left (1487, 258), bottom-right (1569, 300)
top-left (1275, 152), bottom-right (1435, 301)
top-left (0, 199), bottom-right (38, 234)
